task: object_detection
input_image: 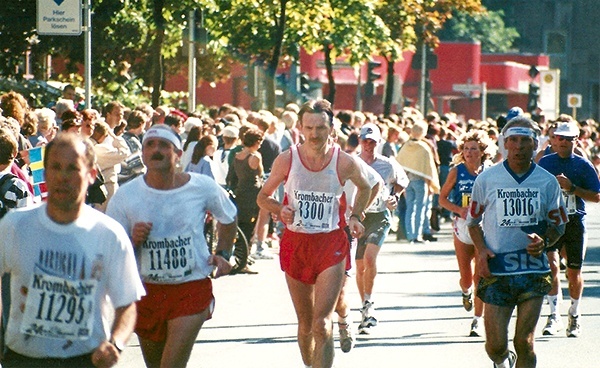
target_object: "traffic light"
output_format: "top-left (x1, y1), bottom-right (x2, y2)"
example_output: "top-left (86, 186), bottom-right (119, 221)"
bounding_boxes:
top-left (300, 73), bottom-right (310, 94)
top-left (275, 74), bottom-right (287, 88)
top-left (527, 83), bottom-right (540, 113)
top-left (367, 61), bottom-right (382, 84)
top-left (365, 61), bottom-right (382, 97)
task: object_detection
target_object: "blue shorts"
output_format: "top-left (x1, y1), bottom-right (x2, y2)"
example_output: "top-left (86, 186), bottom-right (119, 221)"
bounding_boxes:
top-left (477, 273), bottom-right (552, 307)
top-left (356, 211), bottom-right (391, 260)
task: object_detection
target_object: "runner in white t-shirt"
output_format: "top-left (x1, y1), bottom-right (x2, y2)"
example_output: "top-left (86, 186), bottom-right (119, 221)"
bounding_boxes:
top-left (466, 116), bottom-right (567, 368)
top-left (0, 133), bottom-right (144, 368)
top-left (107, 125), bottom-right (237, 368)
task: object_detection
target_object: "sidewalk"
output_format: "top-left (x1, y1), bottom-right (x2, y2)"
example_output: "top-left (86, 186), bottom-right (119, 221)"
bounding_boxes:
top-left (117, 211), bottom-right (600, 368)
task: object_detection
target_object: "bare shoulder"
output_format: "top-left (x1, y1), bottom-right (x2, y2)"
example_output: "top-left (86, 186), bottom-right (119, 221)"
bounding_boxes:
top-left (337, 150), bottom-right (360, 180)
top-left (269, 150), bottom-right (292, 176)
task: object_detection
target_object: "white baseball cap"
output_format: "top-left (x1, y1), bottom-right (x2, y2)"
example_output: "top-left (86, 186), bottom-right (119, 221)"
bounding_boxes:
top-left (554, 122), bottom-right (580, 138)
top-left (359, 123), bottom-right (381, 142)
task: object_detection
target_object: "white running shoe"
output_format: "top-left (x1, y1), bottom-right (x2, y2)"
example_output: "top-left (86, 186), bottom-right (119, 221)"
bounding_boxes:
top-left (566, 314), bottom-right (580, 337)
top-left (469, 318), bottom-right (483, 337)
top-left (360, 300), bottom-right (378, 328)
top-left (542, 314), bottom-right (564, 336)
top-left (252, 250), bottom-right (274, 260)
top-left (462, 292), bottom-right (474, 312)
top-left (338, 322), bottom-right (354, 352)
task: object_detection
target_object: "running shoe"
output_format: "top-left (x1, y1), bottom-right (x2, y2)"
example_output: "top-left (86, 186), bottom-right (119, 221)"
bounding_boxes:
top-left (462, 292), bottom-right (474, 312)
top-left (358, 321), bottom-right (370, 335)
top-left (360, 300), bottom-right (378, 328)
top-left (469, 318), bottom-right (483, 337)
top-left (542, 314), bottom-right (563, 336)
top-left (422, 233), bottom-right (438, 242)
top-left (252, 250), bottom-right (274, 260)
top-left (566, 314), bottom-right (580, 337)
top-left (338, 322), bottom-right (354, 352)
top-left (493, 350), bottom-right (516, 368)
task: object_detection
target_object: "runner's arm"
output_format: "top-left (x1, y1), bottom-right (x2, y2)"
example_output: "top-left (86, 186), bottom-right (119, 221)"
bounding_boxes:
top-left (439, 167), bottom-right (465, 218)
top-left (92, 302), bottom-right (136, 367)
top-left (257, 152), bottom-right (291, 217)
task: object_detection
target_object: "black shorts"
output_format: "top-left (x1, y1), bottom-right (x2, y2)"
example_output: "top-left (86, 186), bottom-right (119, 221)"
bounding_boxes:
top-left (547, 217), bottom-right (586, 269)
top-left (2, 349), bottom-right (94, 368)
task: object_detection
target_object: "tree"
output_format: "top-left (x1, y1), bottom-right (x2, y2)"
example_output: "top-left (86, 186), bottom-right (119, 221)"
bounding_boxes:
top-left (207, 0), bottom-right (302, 111)
top-left (438, 9), bottom-right (519, 53)
top-left (376, 0), bottom-right (484, 115)
top-left (317, 0), bottom-right (394, 106)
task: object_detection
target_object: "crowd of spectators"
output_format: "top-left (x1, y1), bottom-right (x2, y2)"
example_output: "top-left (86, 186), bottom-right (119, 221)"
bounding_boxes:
top-left (2, 85), bottom-right (600, 263)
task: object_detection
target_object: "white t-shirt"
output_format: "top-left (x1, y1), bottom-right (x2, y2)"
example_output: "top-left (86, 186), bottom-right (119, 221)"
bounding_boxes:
top-left (0, 204), bottom-right (144, 358)
top-left (106, 173), bottom-right (237, 284)
top-left (343, 156), bottom-right (383, 218)
top-left (466, 162), bottom-right (567, 275)
top-left (361, 154), bottom-right (409, 213)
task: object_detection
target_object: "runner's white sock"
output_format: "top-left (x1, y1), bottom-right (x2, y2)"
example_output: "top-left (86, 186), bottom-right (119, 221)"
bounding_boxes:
top-left (569, 298), bottom-right (580, 317)
top-left (547, 294), bottom-right (559, 315)
top-left (363, 293), bottom-right (371, 303)
top-left (338, 314), bottom-right (348, 325)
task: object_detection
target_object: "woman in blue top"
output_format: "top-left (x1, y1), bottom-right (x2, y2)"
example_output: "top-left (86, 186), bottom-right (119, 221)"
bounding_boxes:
top-left (439, 129), bottom-right (492, 337)
top-left (186, 134), bottom-right (218, 179)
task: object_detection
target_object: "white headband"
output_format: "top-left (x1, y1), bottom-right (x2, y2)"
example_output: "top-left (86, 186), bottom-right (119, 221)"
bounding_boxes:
top-left (503, 127), bottom-right (537, 140)
top-left (143, 125), bottom-right (182, 150)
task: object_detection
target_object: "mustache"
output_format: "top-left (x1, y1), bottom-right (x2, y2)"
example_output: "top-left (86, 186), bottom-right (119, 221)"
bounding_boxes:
top-left (150, 153), bottom-right (165, 160)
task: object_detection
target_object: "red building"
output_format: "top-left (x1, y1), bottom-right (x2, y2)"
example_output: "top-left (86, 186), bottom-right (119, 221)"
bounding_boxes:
top-left (166, 42), bottom-right (552, 120)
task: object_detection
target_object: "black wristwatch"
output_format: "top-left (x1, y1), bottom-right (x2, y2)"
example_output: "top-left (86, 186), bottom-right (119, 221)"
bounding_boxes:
top-left (110, 338), bottom-right (125, 353)
top-left (215, 249), bottom-right (231, 261)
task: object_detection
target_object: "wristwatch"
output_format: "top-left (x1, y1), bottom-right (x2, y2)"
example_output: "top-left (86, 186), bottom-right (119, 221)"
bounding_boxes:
top-left (110, 338), bottom-right (125, 353)
top-left (215, 249), bottom-right (232, 261)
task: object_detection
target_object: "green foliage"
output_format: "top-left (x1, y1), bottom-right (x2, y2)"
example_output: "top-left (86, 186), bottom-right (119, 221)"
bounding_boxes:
top-left (438, 9), bottom-right (519, 53)
top-left (1, 0), bottom-right (490, 111)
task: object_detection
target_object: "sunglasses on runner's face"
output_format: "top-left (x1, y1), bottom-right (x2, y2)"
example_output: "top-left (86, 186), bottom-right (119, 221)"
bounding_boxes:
top-left (556, 135), bottom-right (577, 142)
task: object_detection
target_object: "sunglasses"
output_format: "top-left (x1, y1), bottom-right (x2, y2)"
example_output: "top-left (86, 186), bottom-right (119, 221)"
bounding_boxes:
top-left (556, 135), bottom-right (577, 142)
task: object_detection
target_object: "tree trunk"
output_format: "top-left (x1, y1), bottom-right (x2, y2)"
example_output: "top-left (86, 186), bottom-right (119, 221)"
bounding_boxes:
top-left (266, 0), bottom-right (288, 111)
top-left (324, 44), bottom-right (336, 104)
top-left (151, 0), bottom-right (165, 108)
top-left (383, 55), bottom-right (395, 116)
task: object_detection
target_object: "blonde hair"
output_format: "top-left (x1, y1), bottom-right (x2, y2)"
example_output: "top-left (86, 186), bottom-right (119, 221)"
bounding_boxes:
top-left (451, 129), bottom-right (493, 166)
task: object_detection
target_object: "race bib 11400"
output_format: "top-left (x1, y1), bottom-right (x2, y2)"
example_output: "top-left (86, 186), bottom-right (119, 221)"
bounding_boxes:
top-left (496, 188), bottom-right (540, 227)
top-left (21, 272), bottom-right (98, 340)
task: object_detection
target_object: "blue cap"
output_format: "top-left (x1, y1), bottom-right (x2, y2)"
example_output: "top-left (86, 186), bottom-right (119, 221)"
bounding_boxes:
top-left (506, 107), bottom-right (524, 121)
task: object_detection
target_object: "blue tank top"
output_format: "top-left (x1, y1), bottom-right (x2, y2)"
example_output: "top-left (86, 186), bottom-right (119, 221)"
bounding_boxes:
top-left (452, 163), bottom-right (477, 210)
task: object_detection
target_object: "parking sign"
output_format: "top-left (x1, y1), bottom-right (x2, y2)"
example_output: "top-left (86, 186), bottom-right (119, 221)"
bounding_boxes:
top-left (37, 0), bottom-right (82, 36)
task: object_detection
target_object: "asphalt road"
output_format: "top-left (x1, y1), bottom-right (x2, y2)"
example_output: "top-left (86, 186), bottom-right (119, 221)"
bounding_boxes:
top-left (117, 203), bottom-right (600, 368)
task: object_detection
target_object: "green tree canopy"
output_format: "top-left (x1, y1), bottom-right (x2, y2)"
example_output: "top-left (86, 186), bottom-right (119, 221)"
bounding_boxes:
top-left (438, 9), bottom-right (519, 53)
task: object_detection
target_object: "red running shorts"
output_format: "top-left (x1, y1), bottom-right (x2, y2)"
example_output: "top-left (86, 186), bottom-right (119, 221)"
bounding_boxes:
top-left (280, 228), bottom-right (350, 284)
top-left (135, 278), bottom-right (214, 342)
